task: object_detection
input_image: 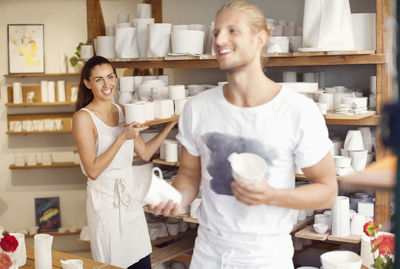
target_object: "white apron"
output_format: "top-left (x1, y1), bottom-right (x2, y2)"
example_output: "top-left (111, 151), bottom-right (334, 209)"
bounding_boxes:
top-left (80, 105), bottom-right (151, 268)
top-left (190, 226), bottom-right (294, 269)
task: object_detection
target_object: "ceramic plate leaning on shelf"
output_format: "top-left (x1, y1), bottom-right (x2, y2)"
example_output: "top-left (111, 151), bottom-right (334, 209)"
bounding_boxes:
top-left (278, 82), bottom-right (319, 93)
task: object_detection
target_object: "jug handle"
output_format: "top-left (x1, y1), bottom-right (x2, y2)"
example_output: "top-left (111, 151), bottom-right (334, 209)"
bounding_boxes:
top-left (152, 167), bottom-right (164, 180)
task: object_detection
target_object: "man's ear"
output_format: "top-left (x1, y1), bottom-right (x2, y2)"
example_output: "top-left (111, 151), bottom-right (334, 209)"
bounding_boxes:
top-left (257, 30), bottom-right (268, 51)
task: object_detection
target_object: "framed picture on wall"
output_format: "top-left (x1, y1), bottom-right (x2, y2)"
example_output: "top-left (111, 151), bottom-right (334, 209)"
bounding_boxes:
top-left (7, 24), bottom-right (45, 74)
top-left (34, 197), bottom-right (61, 232)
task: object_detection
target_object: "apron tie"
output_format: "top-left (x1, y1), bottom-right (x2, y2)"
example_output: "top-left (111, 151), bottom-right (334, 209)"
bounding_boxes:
top-left (220, 249), bottom-right (233, 269)
top-left (114, 178), bottom-right (131, 236)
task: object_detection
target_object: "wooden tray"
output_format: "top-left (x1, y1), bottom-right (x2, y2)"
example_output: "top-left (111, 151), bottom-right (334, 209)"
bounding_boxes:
top-left (122, 115), bottom-right (179, 128)
top-left (295, 225), bottom-right (329, 241)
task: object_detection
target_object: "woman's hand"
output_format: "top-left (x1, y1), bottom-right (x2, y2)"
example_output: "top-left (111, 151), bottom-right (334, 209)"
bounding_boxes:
top-left (166, 120), bottom-right (178, 130)
top-left (120, 122), bottom-right (148, 140)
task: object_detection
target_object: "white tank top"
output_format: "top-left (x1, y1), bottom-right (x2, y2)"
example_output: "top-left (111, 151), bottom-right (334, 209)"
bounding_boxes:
top-left (79, 103), bottom-right (134, 177)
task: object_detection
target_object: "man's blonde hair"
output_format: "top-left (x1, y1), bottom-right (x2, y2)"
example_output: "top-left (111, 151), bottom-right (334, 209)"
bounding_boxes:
top-left (217, 1), bottom-right (272, 59)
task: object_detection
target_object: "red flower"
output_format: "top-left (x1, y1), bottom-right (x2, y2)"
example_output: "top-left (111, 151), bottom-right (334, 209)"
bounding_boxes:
top-left (0, 234), bottom-right (18, 253)
top-left (372, 234), bottom-right (395, 256)
top-left (0, 253), bottom-right (12, 269)
top-left (364, 221), bottom-right (378, 237)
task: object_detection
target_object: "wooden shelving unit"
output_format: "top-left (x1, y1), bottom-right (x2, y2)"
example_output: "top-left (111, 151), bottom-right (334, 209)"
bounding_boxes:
top-left (6, 102), bottom-right (75, 107)
top-left (10, 162), bottom-right (79, 169)
top-left (4, 73), bottom-right (80, 78)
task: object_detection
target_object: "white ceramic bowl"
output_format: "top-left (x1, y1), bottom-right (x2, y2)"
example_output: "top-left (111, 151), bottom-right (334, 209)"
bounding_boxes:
top-left (320, 251), bottom-right (362, 269)
top-left (313, 223), bottom-right (328, 234)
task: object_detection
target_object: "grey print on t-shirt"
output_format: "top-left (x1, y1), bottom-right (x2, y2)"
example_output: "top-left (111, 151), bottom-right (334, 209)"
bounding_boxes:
top-left (202, 132), bottom-right (278, 196)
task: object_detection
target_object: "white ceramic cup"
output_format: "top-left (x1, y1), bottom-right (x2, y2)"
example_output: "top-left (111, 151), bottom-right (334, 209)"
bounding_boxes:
top-left (228, 152), bottom-right (267, 186)
top-left (168, 85), bottom-right (186, 100)
top-left (349, 149), bottom-right (368, 172)
top-left (174, 98), bottom-right (189, 115)
top-left (125, 103), bottom-right (146, 124)
top-left (334, 156), bottom-right (351, 168)
top-left (282, 71), bottom-right (297, 82)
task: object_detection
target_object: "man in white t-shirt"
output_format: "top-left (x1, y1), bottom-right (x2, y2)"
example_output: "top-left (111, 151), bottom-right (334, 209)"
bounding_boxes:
top-left (150, 1), bottom-right (337, 268)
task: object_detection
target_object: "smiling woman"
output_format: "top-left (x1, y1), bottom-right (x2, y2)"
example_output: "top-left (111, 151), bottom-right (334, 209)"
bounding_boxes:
top-left (71, 56), bottom-right (177, 269)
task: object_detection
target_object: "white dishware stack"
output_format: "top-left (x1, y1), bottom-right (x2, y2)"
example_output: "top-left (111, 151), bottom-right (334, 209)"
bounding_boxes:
top-left (40, 80), bottom-right (49, 102)
top-left (125, 103), bottom-right (146, 124)
top-left (151, 86), bottom-right (169, 100)
top-left (164, 140), bottom-right (178, 162)
top-left (267, 36), bottom-right (289, 53)
top-left (147, 23), bottom-right (172, 57)
top-left (302, 0), bottom-right (354, 51)
top-left (34, 233), bottom-right (53, 269)
top-left (9, 233), bottom-right (27, 267)
top-left (70, 87), bottom-right (78, 102)
top-left (168, 85), bottom-right (186, 100)
top-left (47, 81), bottom-right (56, 103)
top-left (314, 213), bottom-right (331, 229)
top-left (115, 27), bottom-right (139, 58)
top-left (96, 36), bottom-right (115, 58)
top-left (133, 18), bottom-right (155, 58)
top-left (303, 72), bottom-right (316, 83)
top-left (137, 3), bottom-right (151, 18)
top-left (171, 29), bottom-right (205, 55)
top-left (331, 196), bottom-right (350, 237)
top-left (358, 200), bottom-right (374, 221)
top-left (12, 82), bottom-right (23, 104)
top-left (57, 80), bottom-right (66, 102)
top-left (174, 98), bottom-right (189, 115)
top-left (318, 93), bottom-right (334, 111)
top-left (80, 45), bottom-right (94, 60)
top-left (154, 99), bottom-right (173, 119)
top-left (138, 79), bottom-right (165, 101)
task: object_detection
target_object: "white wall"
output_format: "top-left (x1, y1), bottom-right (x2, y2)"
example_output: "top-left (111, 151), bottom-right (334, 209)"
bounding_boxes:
top-left (0, 0), bottom-right (377, 249)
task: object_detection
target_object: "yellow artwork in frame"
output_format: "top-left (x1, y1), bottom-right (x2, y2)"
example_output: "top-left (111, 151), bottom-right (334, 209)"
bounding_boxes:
top-left (8, 24), bottom-right (44, 74)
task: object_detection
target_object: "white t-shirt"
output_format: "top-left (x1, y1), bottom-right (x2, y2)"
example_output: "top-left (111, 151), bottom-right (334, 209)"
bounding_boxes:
top-left (176, 85), bottom-right (332, 237)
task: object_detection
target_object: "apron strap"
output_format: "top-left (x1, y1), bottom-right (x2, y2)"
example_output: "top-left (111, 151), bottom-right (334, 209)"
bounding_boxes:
top-left (114, 178), bottom-right (131, 236)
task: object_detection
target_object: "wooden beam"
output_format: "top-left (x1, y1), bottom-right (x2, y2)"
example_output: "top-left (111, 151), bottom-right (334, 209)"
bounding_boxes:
top-left (143, 0), bottom-right (162, 23)
top-left (86, 0), bottom-right (106, 44)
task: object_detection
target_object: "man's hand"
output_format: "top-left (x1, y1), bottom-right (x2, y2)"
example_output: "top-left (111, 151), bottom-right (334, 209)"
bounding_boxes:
top-left (148, 200), bottom-right (182, 217)
top-left (231, 179), bottom-right (276, 206)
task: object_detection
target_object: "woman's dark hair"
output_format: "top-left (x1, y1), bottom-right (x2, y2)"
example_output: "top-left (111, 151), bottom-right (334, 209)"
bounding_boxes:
top-left (74, 56), bottom-right (116, 111)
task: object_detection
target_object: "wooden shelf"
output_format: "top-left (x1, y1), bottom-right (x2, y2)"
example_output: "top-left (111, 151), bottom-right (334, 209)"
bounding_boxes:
top-left (326, 115), bottom-right (380, 126)
top-left (109, 53), bottom-right (385, 69)
top-left (10, 162), bottom-right (79, 169)
top-left (7, 112), bottom-right (73, 134)
top-left (295, 225), bottom-right (361, 244)
top-left (4, 73), bottom-right (80, 78)
top-left (6, 102), bottom-right (75, 107)
top-left (25, 230), bottom-right (81, 238)
top-left (152, 158), bottom-right (180, 167)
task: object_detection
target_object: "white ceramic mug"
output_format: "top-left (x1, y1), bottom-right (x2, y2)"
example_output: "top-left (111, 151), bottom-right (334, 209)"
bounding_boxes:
top-left (350, 213), bottom-right (366, 235)
top-left (228, 152), bottom-right (267, 186)
top-left (60, 259), bottom-right (83, 269)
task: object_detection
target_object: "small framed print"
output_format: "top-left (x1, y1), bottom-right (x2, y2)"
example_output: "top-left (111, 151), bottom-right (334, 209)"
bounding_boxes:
top-left (34, 197), bottom-right (61, 232)
top-left (8, 24), bottom-right (45, 74)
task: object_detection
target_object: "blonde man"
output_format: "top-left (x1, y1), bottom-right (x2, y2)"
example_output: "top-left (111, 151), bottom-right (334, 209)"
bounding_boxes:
top-left (151, 1), bottom-right (337, 268)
